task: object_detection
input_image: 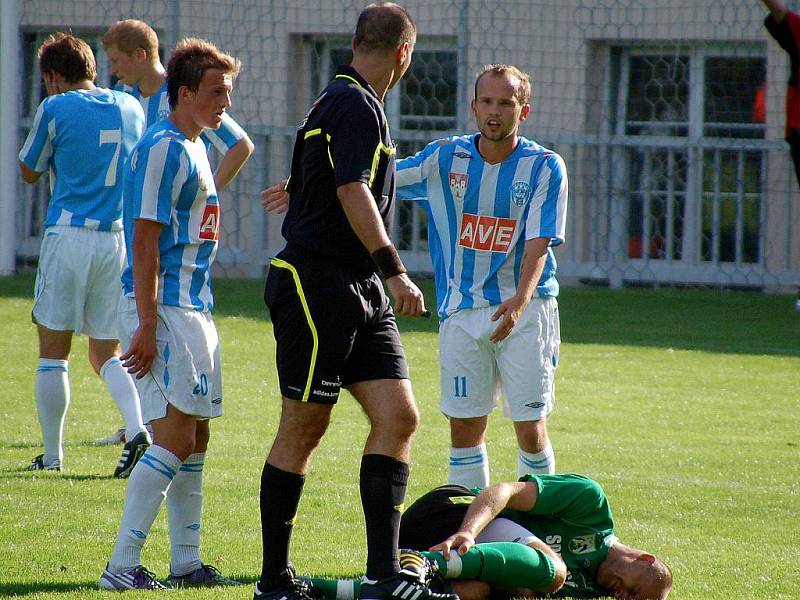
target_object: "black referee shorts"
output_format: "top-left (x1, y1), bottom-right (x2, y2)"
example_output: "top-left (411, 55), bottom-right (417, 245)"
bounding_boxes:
top-left (264, 245), bottom-right (408, 404)
top-left (399, 484), bottom-right (477, 550)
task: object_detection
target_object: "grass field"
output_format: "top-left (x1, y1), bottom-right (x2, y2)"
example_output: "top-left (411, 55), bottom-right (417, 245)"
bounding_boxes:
top-left (0, 274), bottom-right (798, 599)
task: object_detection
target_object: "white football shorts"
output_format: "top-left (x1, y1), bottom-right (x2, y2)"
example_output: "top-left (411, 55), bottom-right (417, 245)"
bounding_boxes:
top-left (119, 296), bottom-right (223, 422)
top-left (439, 297), bottom-right (560, 422)
top-left (32, 226), bottom-right (125, 338)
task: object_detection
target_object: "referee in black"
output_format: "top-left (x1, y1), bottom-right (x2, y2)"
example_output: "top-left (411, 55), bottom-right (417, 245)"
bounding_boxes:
top-left (255, 4), bottom-right (454, 600)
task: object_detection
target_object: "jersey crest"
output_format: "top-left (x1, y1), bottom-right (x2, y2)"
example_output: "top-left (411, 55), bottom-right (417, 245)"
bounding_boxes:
top-left (568, 534), bottom-right (597, 555)
top-left (458, 212), bottom-right (516, 252)
top-left (510, 180), bottom-right (533, 206)
top-left (449, 172), bottom-right (468, 199)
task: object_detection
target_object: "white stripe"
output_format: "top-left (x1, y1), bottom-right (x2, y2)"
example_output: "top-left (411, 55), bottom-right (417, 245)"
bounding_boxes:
top-left (337, 580), bottom-right (356, 600)
top-left (20, 102), bottom-right (45, 160)
top-left (526, 161), bottom-right (551, 239)
top-left (56, 208), bottom-right (73, 226)
top-left (443, 151), bottom-right (471, 313)
top-left (36, 118), bottom-right (57, 172)
top-left (445, 552), bottom-right (462, 578)
top-left (140, 139), bottom-right (171, 220)
top-left (408, 588), bottom-right (424, 600)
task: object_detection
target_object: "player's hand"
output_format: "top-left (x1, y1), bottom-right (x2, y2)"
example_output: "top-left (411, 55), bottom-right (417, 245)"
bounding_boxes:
top-left (429, 531), bottom-right (476, 559)
top-left (386, 273), bottom-right (426, 317)
top-left (121, 322), bottom-right (157, 379)
top-left (489, 296), bottom-right (527, 343)
top-left (261, 179), bottom-right (290, 214)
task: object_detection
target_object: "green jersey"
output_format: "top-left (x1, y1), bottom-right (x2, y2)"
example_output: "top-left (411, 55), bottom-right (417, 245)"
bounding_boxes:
top-left (498, 474), bottom-right (616, 598)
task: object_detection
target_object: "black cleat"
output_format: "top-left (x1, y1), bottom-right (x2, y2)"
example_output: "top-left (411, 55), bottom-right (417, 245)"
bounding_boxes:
top-left (254, 565), bottom-right (318, 600)
top-left (359, 550), bottom-right (458, 600)
top-left (113, 431), bottom-right (150, 478)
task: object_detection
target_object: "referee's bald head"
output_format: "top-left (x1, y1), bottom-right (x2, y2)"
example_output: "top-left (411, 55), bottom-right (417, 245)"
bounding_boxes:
top-left (354, 3), bottom-right (416, 53)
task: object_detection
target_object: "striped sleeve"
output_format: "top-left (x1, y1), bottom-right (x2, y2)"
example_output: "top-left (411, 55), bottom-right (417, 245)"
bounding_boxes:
top-left (200, 111), bottom-right (247, 154)
top-left (525, 153), bottom-right (568, 245)
top-left (19, 99), bottom-right (55, 173)
top-left (133, 138), bottom-right (188, 224)
top-left (396, 139), bottom-right (442, 205)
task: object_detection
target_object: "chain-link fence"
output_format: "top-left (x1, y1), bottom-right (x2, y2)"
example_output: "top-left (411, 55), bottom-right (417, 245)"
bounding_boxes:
top-left (7, 0), bottom-right (800, 289)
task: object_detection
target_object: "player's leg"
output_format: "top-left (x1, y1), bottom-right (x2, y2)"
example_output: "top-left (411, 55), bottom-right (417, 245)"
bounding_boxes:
top-left (344, 280), bottom-right (456, 600)
top-left (498, 297), bottom-right (560, 476)
top-left (440, 308), bottom-right (496, 487)
top-left (33, 325), bottom-right (72, 470)
top-left (101, 404), bottom-right (196, 590)
top-left (88, 337), bottom-right (150, 477)
top-left (257, 251), bottom-right (340, 600)
top-left (29, 226), bottom-right (84, 470)
top-left (86, 229), bottom-right (145, 452)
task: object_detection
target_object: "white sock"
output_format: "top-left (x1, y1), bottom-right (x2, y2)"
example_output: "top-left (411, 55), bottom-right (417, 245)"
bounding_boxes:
top-left (35, 358), bottom-right (70, 465)
top-left (168, 452), bottom-right (205, 576)
top-left (448, 444), bottom-right (490, 488)
top-left (518, 441), bottom-right (555, 476)
top-left (108, 445), bottom-right (182, 573)
top-left (100, 357), bottom-right (149, 443)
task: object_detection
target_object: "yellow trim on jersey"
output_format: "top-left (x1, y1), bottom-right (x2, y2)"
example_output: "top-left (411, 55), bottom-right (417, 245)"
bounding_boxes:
top-left (393, 503), bottom-right (405, 513)
top-left (326, 134), bottom-right (334, 168)
top-left (270, 258), bottom-right (318, 402)
top-left (304, 128), bottom-right (322, 140)
top-left (335, 74), bottom-right (362, 87)
top-left (368, 143), bottom-right (396, 188)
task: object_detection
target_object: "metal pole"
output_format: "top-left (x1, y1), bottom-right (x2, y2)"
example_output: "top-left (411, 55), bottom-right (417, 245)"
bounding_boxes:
top-left (0, 0), bottom-right (21, 275)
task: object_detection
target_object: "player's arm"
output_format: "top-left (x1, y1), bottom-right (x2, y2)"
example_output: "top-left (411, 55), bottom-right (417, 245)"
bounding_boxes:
top-left (337, 182), bottom-right (425, 316)
top-left (19, 161), bottom-right (42, 184)
top-left (121, 218), bottom-right (163, 378)
top-left (429, 481), bottom-right (539, 558)
top-left (762, 0), bottom-right (788, 22)
top-left (489, 236), bottom-right (550, 342)
top-left (213, 134), bottom-right (254, 191)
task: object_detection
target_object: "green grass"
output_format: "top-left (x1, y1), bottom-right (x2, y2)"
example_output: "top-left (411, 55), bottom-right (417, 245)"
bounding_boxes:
top-left (1, 274), bottom-right (798, 599)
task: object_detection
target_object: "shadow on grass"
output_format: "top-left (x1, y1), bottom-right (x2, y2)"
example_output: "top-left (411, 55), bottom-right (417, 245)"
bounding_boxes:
top-left (0, 582), bottom-right (100, 596)
top-left (0, 574), bottom-right (260, 596)
top-left (0, 274), bottom-right (34, 299)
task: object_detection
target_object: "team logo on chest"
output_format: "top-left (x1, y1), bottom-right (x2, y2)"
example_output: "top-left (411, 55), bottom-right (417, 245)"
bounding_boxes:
top-left (510, 181), bottom-right (532, 206)
top-left (199, 204), bottom-right (220, 240)
top-left (158, 109), bottom-right (169, 121)
top-left (449, 173), bottom-right (468, 200)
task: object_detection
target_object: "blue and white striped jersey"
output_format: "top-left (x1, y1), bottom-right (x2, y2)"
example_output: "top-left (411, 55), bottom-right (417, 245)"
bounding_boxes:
top-left (121, 120), bottom-right (220, 311)
top-left (397, 134), bottom-right (568, 320)
top-left (115, 82), bottom-right (246, 154)
top-left (19, 87), bottom-right (145, 231)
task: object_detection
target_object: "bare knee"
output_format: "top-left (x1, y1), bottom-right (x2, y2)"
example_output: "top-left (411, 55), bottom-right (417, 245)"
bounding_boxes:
top-left (88, 338), bottom-right (121, 375)
top-left (450, 416), bottom-right (488, 447)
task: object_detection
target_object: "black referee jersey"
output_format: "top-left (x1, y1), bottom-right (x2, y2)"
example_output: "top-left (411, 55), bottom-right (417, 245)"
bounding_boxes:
top-left (282, 65), bottom-right (398, 273)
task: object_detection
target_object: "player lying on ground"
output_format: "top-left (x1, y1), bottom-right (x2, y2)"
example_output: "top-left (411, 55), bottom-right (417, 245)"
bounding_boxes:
top-left (311, 474), bottom-right (672, 599)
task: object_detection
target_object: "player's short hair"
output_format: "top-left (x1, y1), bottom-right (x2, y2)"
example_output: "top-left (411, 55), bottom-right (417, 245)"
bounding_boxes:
top-left (102, 19), bottom-right (159, 61)
top-left (38, 32), bottom-right (96, 84)
top-left (354, 2), bottom-right (416, 53)
top-left (475, 64), bottom-right (532, 106)
top-left (166, 37), bottom-right (241, 110)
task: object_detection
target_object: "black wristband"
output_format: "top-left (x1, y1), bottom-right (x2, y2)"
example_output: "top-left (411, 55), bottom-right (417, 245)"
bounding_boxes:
top-left (371, 245), bottom-right (406, 279)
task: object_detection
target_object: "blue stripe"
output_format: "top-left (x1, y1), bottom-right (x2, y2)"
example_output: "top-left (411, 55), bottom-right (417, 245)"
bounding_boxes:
top-left (540, 155), bottom-right (562, 238)
top-left (37, 366), bottom-right (68, 372)
top-left (179, 463), bottom-right (204, 472)
top-left (163, 342), bottom-right (170, 387)
top-left (449, 455), bottom-right (486, 466)
top-left (483, 150), bottom-right (521, 304)
top-left (190, 238), bottom-right (215, 310)
top-left (456, 140), bottom-right (485, 310)
top-left (520, 455), bottom-right (550, 468)
top-left (436, 145), bottom-right (460, 314)
top-left (139, 454), bottom-right (177, 480)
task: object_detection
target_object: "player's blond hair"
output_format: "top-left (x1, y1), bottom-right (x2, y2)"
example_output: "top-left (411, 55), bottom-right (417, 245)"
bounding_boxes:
top-left (475, 64), bottom-right (532, 106)
top-left (38, 32), bottom-right (96, 84)
top-left (166, 37), bottom-right (241, 110)
top-left (102, 19), bottom-right (159, 62)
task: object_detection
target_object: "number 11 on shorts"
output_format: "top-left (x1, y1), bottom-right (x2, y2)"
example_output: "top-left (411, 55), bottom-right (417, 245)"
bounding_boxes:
top-left (453, 375), bottom-right (468, 398)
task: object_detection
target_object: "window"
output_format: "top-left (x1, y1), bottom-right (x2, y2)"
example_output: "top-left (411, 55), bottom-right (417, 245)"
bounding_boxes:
top-left (613, 45), bottom-right (766, 266)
